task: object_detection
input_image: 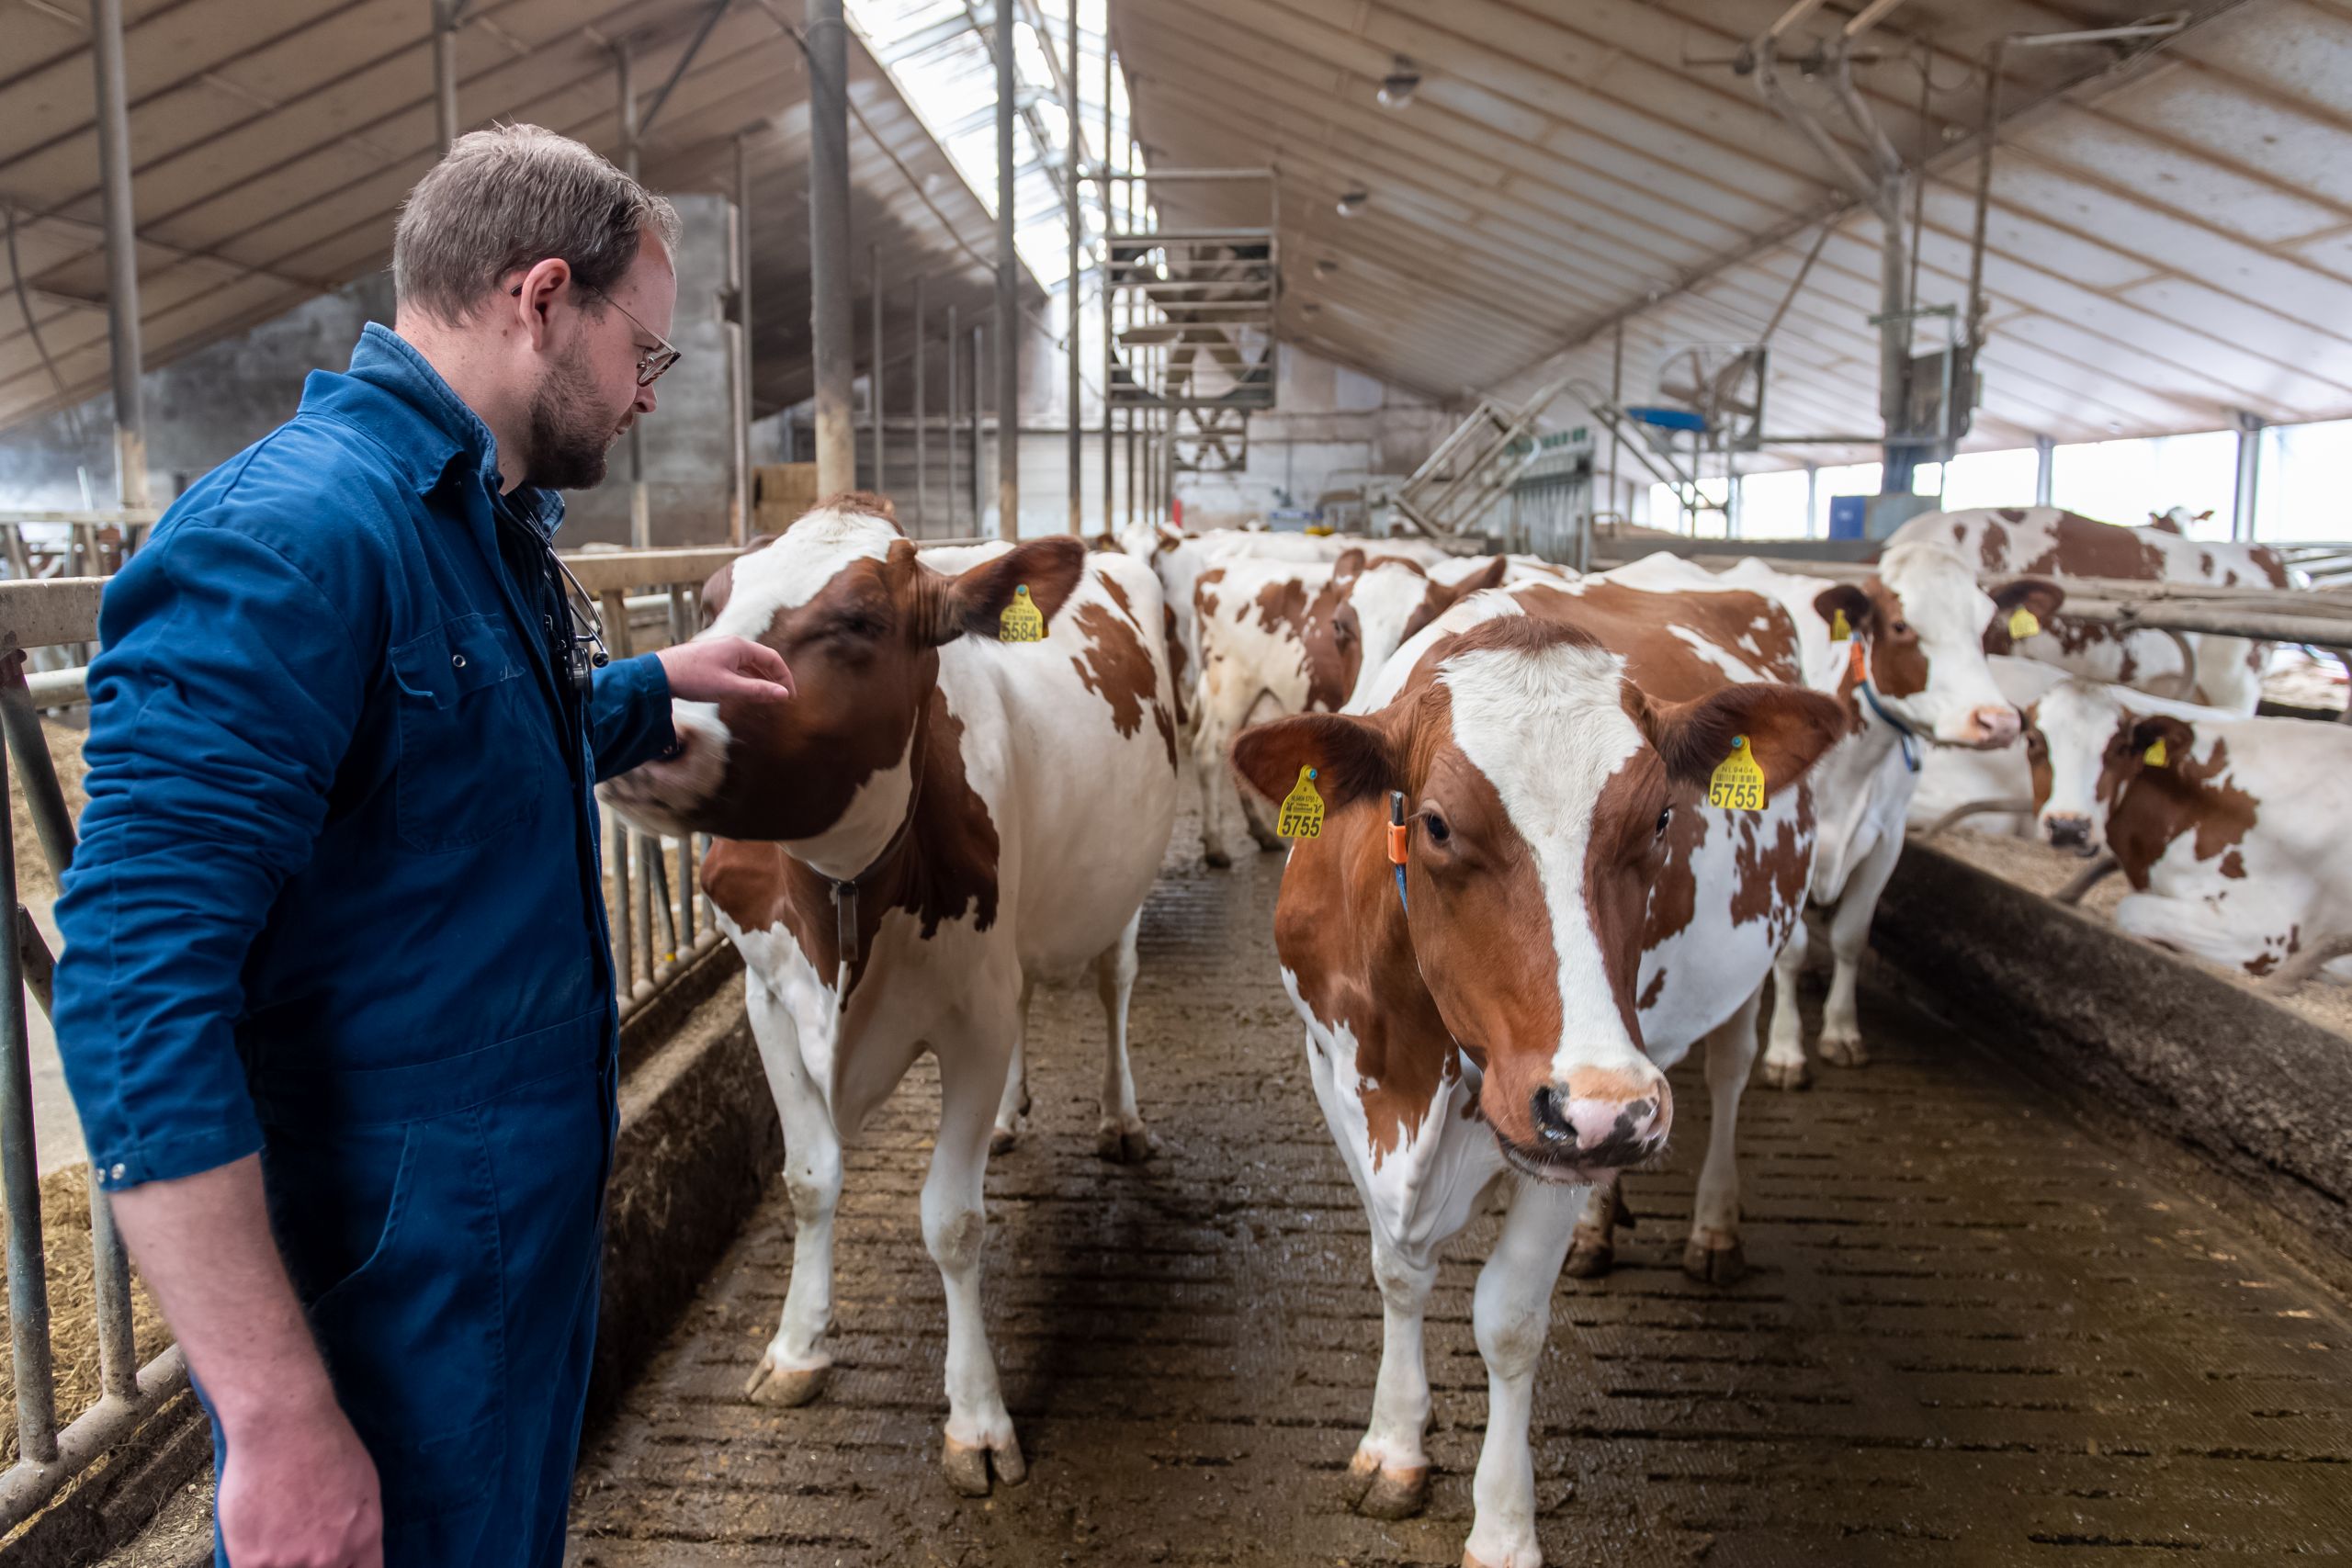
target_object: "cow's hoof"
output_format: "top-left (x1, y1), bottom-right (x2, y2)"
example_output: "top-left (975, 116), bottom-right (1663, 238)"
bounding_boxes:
top-left (1759, 1055), bottom-right (1811, 1091)
top-left (1203, 847), bottom-right (1234, 870)
top-left (1357, 1464), bottom-right (1429, 1519)
top-left (1819, 1032), bottom-right (1870, 1068)
top-left (943, 1433), bottom-right (1026, 1496)
top-left (989, 1123), bottom-right (1022, 1156)
top-left (1682, 1234), bottom-right (1748, 1286)
top-left (744, 1357), bottom-right (829, 1407)
top-left (1096, 1121), bottom-right (1159, 1163)
top-left (1563, 1231), bottom-right (1615, 1279)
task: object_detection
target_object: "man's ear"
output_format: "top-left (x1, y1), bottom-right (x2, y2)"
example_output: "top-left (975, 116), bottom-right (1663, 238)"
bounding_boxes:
top-left (930, 536), bottom-right (1088, 645)
top-left (2128, 713), bottom-right (2195, 772)
top-left (1813, 583), bottom-right (1874, 640)
top-left (1230, 711), bottom-right (1398, 810)
top-left (1643, 683), bottom-right (1849, 796)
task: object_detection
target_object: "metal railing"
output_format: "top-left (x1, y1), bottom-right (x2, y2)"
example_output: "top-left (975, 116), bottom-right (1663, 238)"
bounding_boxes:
top-left (0, 545), bottom-right (738, 1530)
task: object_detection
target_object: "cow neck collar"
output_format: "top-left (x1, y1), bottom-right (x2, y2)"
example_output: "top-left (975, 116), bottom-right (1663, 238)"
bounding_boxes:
top-left (1838, 638), bottom-right (1920, 773)
top-left (829, 709), bottom-right (929, 969)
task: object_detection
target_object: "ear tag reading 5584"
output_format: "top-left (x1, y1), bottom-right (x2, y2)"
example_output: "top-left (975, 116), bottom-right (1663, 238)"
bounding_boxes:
top-left (2008, 606), bottom-right (2042, 640)
top-left (1277, 765), bottom-right (1326, 840)
top-left (1708, 736), bottom-right (1767, 812)
top-left (2143, 738), bottom-right (2169, 768)
top-left (1001, 584), bottom-right (1046, 643)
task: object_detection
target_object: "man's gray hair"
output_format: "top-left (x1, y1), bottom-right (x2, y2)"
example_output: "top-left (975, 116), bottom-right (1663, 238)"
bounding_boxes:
top-left (393, 123), bottom-right (681, 323)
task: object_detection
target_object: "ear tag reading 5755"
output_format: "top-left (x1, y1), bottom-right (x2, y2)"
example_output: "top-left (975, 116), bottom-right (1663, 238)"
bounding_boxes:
top-left (2143, 738), bottom-right (2169, 768)
top-left (1830, 608), bottom-right (1852, 641)
top-left (1708, 736), bottom-right (1767, 812)
top-left (2008, 606), bottom-right (2042, 640)
top-left (1277, 765), bottom-right (1326, 840)
top-left (1000, 584), bottom-right (1046, 643)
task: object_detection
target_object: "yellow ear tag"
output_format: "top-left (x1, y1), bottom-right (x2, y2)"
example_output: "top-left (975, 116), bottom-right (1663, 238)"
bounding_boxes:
top-left (1276, 765), bottom-right (1326, 840)
top-left (2008, 606), bottom-right (2041, 640)
top-left (1708, 735), bottom-right (1767, 813)
top-left (1000, 584), bottom-right (1046, 643)
top-left (1830, 608), bottom-right (1852, 642)
top-left (2143, 738), bottom-right (2168, 768)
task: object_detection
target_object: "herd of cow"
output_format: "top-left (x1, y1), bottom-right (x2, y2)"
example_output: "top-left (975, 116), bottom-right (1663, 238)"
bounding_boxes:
top-left (597, 494), bottom-right (2333, 1568)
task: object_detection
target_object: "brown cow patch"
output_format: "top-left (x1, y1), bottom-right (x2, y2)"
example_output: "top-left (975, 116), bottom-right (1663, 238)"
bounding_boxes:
top-left (2022, 513), bottom-right (2167, 580)
top-left (1979, 525), bottom-right (2011, 574)
top-left (1162, 604), bottom-right (1191, 728)
top-left (1253, 578), bottom-right (1310, 637)
top-left (1069, 600), bottom-right (1178, 768)
top-left (2104, 732), bottom-right (2260, 891)
top-left (1195, 567), bottom-right (1224, 623)
top-left (1728, 809), bottom-right (1810, 951)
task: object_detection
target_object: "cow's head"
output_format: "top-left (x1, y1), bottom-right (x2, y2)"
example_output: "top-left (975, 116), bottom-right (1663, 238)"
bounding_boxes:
top-left (2027, 678), bottom-right (2194, 856)
top-left (599, 495), bottom-right (1086, 850)
top-left (1314, 550), bottom-right (1512, 711)
top-left (1813, 543), bottom-right (2064, 750)
top-left (1233, 617), bottom-right (1845, 1183)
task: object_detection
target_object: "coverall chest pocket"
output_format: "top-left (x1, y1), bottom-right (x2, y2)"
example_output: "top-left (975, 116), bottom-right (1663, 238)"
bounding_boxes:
top-left (286, 1107), bottom-right (508, 1520)
top-left (390, 613), bottom-right (545, 852)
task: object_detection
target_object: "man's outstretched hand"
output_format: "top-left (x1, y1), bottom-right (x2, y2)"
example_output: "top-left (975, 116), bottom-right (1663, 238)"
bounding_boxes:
top-left (656, 636), bottom-right (795, 707)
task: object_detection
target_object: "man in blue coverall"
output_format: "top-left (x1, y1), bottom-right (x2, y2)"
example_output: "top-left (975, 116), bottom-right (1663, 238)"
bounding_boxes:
top-left (51, 126), bottom-right (793, 1566)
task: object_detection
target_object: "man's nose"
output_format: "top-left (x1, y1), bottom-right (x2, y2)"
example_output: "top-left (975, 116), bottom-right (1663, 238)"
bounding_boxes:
top-left (635, 382), bottom-right (658, 416)
top-left (1530, 1068), bottom-right (1672, 1167)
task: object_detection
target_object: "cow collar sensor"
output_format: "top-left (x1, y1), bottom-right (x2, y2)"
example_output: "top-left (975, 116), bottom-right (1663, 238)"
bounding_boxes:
top-left (1386, 790), bottom-right (1409, 913)
top-left (1847, 637), bottom-right (1921, 773)
top-left (830, 726), bottom-right (929, 970)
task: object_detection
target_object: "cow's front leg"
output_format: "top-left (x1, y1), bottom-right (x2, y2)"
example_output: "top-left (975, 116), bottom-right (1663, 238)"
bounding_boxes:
top-left (928, 1013), bottom-right (1024, 1495)
top-left (1191, 671), bottom-right (1242, 869)
top-left (1463, 1179), bottom-right (1581, 1568)
top-left (989, 979), bottom-right (1035, 1155)
top-left (1093, 911), bottom-right (1158, 1162)
top-left (1818, 829), bottom-right (1900, 1067)
top-left (1686, 986), bottom-right (1762, 1285)
top-left (1562, 1176), bottom-right (1628, 1278)
top-left (1341, 1231), bottom-right (1437, 1519)
top-left (743, 978), bottom-right (844, 1407)
top-left (1759, 917), bottom-right (1812, 1090)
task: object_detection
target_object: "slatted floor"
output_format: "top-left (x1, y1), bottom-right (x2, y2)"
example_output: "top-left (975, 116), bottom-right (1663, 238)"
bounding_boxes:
top-left (566, 817), bottom-right (2352, 1566)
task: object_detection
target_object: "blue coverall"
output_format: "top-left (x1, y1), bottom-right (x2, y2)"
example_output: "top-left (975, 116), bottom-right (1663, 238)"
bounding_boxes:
top-left (52, 322), bottom-right (678, 1564)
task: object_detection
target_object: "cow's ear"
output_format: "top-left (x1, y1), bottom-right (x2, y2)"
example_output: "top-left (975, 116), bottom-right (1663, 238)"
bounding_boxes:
top-left (1230, 711), bottom-right (1398, 811)
top-left (1436, 555), bottom-right (1509, 609)
top-left (1331, 547), bottom-right (1367, 585)
top-left (700, 534), bottom-right (781, 628)
top-left (1643, 683), bottom-right (1849, 795)
top-left (1992, 576), bottom-right (2064, 623)
top-left (2128, 714), bottom-right (2195, 771)
top-left (1814, 583), bottom-right (1874, 640)
top-left (931, 536), bottom-right (1089, 645)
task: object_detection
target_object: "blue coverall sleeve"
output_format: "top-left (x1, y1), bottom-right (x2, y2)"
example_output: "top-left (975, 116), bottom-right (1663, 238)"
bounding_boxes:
top-left (588, 652), bottom-right (674, 783)
top-left (54, 520), bottom-right (369, 1190)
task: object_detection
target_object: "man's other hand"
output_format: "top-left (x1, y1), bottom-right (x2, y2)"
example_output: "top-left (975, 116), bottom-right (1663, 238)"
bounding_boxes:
top-left (217, 1388), bottom-right (383, 1567)
top-left (657, 636), bottom-right (795, 706)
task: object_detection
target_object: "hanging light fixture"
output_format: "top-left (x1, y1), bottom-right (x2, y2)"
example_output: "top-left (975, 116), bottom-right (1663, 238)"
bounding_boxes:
top-left (1336, 187), bottom-right (1369, 218)
top-left (1377, 57), bottom-right (1420, 109)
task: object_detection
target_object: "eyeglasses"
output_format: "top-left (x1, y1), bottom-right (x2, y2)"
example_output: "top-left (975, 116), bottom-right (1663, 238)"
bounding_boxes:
top-left (510, 280), bottom-right (682, 388)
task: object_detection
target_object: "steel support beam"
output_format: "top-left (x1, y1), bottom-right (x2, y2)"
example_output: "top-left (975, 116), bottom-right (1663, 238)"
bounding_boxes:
top-left (913, 273), bottom-right (928, 532)
top-left (90, 0), bottom-right (147, 510)
top-left (1101, 17), bottom-right (1115, 538)
top-left (969, 322), bottom-right (985, 527)
top-left (616, 42), bottom-right (649, 545)
top-left (994, 0), bottom-right (1020, 540)
top-left (1065, 0), bottom-right (1082, 537)
top-left (2233, 411), bottom-right (2265, 543)
top-left (945, 301), bottom-right (960, 532)
top-left (2035, 434), bottom-right (2055, 505)
top-left (730, 134), bottom-right (753, 546)
top-left (432, 0), bottom-right (461, 151)
top-left (808, 0), bottom-right (856, 494)
top-left (869, 243), bottom-right (884, 491)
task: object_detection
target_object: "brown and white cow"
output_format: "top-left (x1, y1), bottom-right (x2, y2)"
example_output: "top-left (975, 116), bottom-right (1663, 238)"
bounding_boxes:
top-left (2029, 677), bottom-right (2352, 979)
top-left (1893, 506), bottom-right (2292, 713)
top-left (1243, 586), bottom-right (1844, 1567)
top-left (1604, 545), bottom-right (2064, 1088)
top-left (1188, 548), bottom-right (1507, 864)
top-left (599, 497), bottom-right (1182, 1496)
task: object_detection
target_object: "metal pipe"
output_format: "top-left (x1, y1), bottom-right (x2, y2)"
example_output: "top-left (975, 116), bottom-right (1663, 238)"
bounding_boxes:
top-left (1102, 18), bottom-right (1116, 538)
top-left (432, 0), bottom-right (460, 151)
top-left (1763, 0), bottom-right (1833, 43)
top-left (0, 719), bottom-right (54, 1464)
top-left (616, 42), bottom-right (650, 547)
top-left (945, 301), bottom-right (960, 533)
top-left (90, 0), bottom-right (148, 512)
top-left (729, 135), bottom-right (753, 547)
top-left (2233, 411), bottom-right (2264, 543)
top-left (2035, 434), bottom-right (2055, 505)
top-left (913, 274), bottom-right (929, 533)
top-left (1965, 39), bottom-right (2007, 353)
top-left (808, 0), bottom-right (856, 493)
top-left (1065, 0), bottom-right (1082, 537)
top-left (1842, 0), bottom-right (1914, 42)
top-left (970, 323), bottom-right (985, 526)
top-left (637, 0), bottom-right (732, 142)
top-left (869, 243), bottom-right (884, 491)
top-left (995, 0), bottom-right (1021, 541)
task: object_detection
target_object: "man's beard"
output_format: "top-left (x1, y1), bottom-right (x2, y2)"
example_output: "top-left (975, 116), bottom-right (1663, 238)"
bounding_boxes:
top-left (525, 344), bottom-right (623, 491)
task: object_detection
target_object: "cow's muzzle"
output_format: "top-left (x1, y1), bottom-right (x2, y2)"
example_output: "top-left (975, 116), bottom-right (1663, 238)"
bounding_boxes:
top-left (2043, 813), bottom-right (2097, 855)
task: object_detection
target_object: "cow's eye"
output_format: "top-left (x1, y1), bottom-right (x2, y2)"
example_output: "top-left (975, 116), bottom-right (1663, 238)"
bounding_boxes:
top-left (1655, 807), bottom-right (1673, 840)
top-left (1422, 811), bottom-right (1451, 845)
top-left (1892, 619), bottom-right (1912, 636)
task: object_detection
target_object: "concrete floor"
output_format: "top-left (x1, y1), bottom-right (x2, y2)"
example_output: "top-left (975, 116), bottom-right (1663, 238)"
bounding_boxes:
top-left (563, 818), bottom-right (2352, 1566)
